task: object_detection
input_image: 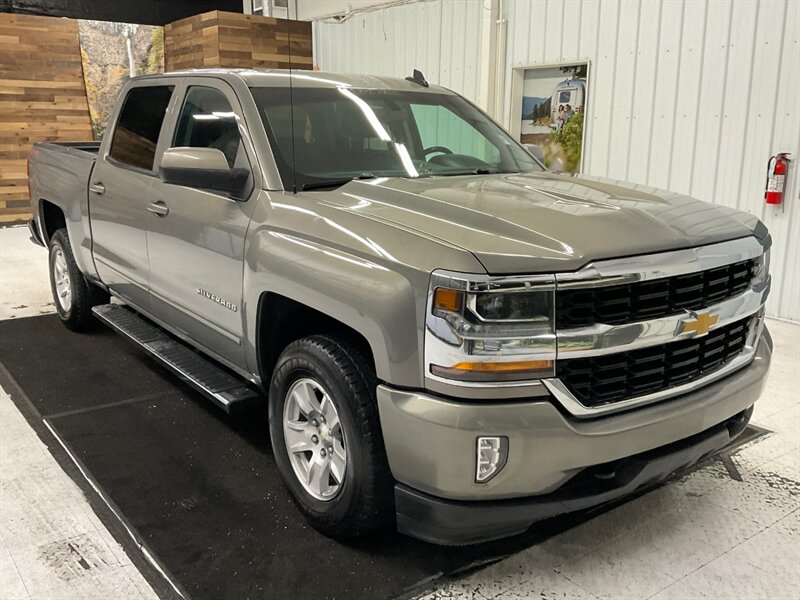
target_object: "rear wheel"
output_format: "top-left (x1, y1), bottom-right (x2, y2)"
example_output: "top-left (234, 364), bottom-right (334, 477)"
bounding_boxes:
top-left (48, 228), bottom-right (109, 331)
top-left (268, 335), bottom-right (394, 539)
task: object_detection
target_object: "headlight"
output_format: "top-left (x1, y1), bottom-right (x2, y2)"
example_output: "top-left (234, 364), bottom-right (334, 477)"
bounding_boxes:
top-left (472, 289), bottom-right (551, 322)
top-left (753, 248), bottom-right (770, 283)
top-left (425, 271), bottom-right (556, 384)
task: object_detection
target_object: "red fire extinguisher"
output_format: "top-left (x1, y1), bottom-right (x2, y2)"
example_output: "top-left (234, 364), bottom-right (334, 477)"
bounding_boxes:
top-left (765, 153), bottom-right (791, 205)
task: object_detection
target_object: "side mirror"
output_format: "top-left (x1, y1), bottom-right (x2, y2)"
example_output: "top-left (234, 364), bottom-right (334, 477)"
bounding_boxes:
top-left (523, 143), bottom-right (545, 164)
top-left (159, 147), bottom-right (249, 197)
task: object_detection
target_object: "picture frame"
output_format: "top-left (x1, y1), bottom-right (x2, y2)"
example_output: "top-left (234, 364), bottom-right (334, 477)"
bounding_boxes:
top-left (508, 60), bottom-right (591, 174)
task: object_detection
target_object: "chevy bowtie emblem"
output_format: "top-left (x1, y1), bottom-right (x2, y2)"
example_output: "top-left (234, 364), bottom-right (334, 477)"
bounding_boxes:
top-left (676, 310), bottom-right (719, 337)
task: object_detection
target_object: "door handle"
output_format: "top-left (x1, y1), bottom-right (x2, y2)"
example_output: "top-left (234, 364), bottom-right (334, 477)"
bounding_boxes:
top-left (89, 182), bottom-right (105, 195)
top-left (147, 201), bottom-right (169, 217)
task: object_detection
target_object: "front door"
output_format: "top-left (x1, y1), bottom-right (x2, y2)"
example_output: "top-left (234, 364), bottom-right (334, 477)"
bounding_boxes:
top-left (145, 80), bottom-right (258, 370)
top-left (90, 83), bottom-right (175, 309)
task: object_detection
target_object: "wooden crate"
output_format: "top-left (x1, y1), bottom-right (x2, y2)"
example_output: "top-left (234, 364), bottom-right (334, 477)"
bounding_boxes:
top-left (165, 11), bottom-right (312, 72)
top-left (0, 13), bottom-right (93, 224)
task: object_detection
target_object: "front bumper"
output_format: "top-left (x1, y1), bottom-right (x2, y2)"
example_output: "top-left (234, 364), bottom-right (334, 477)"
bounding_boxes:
top-left (377, 330), bottom-right (771, 543)
top-left (395, 406), bottom-right (753, 545)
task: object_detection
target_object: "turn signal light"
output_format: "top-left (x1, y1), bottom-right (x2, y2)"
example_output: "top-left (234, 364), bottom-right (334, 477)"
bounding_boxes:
top-left (433, 287), bottom-right (464, 312)
top-left (431, 359), bottom-right (553, 382)
top-left (447, 360), bottom-right (552, 373)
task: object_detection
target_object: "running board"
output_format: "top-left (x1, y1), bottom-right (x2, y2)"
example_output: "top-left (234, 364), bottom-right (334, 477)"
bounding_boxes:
top-left (92, 304), bottom-right (260, 413)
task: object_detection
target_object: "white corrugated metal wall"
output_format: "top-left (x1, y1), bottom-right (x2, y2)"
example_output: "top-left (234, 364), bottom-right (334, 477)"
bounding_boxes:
top-left (313, 0), bottom-right (800, 321)
top-left (313, 0), bottom-right (483, 98)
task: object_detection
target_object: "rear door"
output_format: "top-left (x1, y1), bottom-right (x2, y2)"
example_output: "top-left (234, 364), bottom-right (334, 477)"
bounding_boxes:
top-left (145, 78), bottom-right (259, 369)
top-left (90, 82), bottom-right (175, 309)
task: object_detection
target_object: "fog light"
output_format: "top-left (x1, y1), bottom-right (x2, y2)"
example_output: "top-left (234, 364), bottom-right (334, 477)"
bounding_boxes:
top-left (476, 436), bottom-right (508, 483)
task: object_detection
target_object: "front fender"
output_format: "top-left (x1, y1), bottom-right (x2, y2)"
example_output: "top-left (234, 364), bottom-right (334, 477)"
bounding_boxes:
top-left (241, 191), bottom-right (485, 387)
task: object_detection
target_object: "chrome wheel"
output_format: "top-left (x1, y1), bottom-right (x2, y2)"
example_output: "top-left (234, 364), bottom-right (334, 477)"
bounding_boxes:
top-left (52, 246), bottom-right (72, 312)
top-left (282, 378), bottom-right (347, 501)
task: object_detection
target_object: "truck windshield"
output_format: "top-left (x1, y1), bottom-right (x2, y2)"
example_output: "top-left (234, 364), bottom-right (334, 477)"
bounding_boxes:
top-left (250, 86), bottom-right (541, 190)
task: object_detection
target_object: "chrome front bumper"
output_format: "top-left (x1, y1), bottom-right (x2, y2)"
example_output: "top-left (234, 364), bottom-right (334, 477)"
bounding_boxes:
top-left (377, 328), bottom-right (771, 502)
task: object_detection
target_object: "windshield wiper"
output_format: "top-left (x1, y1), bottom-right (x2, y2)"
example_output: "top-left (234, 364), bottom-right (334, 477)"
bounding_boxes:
top-left (435, 168), bottom-right (504, 177)
top-left (301, 173), bottom-right (377, 191)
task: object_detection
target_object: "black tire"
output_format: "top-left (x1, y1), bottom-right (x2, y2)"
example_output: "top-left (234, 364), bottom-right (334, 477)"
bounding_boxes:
top-left (48, 228), bottom-right (109, 332)
top-left (268, 335), bottom-right (394, 539)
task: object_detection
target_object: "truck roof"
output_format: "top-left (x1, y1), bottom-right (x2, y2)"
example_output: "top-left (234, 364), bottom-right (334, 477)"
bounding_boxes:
top-left (135, 68), bottom-right (451, 93)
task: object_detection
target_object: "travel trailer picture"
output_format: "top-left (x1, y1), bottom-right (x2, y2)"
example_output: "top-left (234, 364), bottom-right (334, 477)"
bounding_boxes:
top-left (519, 63), bottom-right (588, 174)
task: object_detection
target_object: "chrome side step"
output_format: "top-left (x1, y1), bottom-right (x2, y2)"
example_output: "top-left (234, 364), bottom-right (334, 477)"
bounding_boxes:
top-left (92, 304), bottom-right (260, 413)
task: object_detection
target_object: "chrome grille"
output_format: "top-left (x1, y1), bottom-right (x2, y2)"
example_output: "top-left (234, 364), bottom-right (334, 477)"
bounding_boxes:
top-left (555, 317), bottom-right (753, 407)
top-left (556, 258), bottom-right (757, 329)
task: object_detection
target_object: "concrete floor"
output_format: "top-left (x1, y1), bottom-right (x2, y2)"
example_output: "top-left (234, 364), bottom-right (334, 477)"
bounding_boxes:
top-left (1, 224), bottom-right (798, 599)
top-left (1, 229), bottom-right (157, 600)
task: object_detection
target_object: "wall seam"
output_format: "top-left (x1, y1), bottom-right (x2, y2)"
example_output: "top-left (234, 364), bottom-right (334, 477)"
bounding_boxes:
top-left (665, 0), bottom-right (685, 190)
top-left (761, 0), bottom-right (791, 317)
top-left (686, 0), bottom-right (709, 197)
top-left (759, 0), bottom-right (788, 220)
top-left (624, 0), bottom-right (643, 182)
top-left (603, 0), bottom-right (622, 176)
top-left (644, 0), bottom-right (663, 184)
top-left (734, 0), bottom-right (762, 213)
top-left (709, 0), bottom-right (735, 207)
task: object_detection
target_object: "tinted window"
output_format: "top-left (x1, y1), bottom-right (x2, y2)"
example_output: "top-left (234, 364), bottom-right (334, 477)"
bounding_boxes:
top-left (250, 87), bottom-right (539, 190)
top-left (109, 85), bottom-right (174, 171)
top-left (173, 86), bottom-right (245, 169)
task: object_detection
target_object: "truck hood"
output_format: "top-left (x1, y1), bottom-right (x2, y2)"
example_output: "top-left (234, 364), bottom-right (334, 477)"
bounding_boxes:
top-left (325, 172), bottom-right (760, 274)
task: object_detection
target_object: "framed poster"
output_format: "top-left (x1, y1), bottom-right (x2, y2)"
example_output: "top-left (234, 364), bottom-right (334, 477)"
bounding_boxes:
top-left (509, 62), bottom-right (589, 174)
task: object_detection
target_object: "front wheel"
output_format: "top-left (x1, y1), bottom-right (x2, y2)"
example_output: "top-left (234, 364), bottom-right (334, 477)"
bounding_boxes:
top-left (48, 228), bottom-right (109, 331)
top-left (268, 335), bottom-right (394, 539)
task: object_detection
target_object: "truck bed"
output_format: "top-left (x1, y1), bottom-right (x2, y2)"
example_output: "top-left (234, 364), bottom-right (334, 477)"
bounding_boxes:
top-left (27, 140), bottom-right (101, 263)
top-left (29, 140), bottom-right (100, 185)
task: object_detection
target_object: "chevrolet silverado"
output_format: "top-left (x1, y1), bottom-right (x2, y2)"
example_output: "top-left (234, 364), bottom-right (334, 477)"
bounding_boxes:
top-left (27, 69), bottom-right (772, 545)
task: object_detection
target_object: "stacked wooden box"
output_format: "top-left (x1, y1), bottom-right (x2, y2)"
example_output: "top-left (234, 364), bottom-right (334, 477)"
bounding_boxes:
top-left (165, 10), bottom-right (312, 72)
top-left (0, 13), bottom-right (93, 224)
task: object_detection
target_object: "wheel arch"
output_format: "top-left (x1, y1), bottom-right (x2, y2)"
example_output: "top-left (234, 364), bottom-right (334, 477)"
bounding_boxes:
top-left (38, 199), bottom-right (67, 245)
top-left (256, 292), bottom-right (378, 387)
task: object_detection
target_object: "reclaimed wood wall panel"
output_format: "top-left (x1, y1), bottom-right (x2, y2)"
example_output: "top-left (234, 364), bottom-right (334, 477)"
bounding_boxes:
top-left (0, 13), bottom-right (93, 224)
top-left (165, 11), bottom-right (312, 72)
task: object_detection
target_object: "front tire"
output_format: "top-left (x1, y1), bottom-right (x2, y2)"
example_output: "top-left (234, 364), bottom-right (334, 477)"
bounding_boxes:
top-left (268, 335), bottom-right (394, 539)
top-left (48, 228), bottom-right (109, 331)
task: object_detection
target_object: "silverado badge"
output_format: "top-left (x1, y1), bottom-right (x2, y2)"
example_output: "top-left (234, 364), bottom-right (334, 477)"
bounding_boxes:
top-left (676, 310), bottom-right (719, 337)
top-left (196, 288), bottom-right (238, 312)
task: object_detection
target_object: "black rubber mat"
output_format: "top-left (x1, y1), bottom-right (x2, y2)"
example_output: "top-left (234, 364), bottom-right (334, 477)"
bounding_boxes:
top-left (0, 316), bottom-right (566, 599)
top-left (0, 315), bottom-right (767, 600)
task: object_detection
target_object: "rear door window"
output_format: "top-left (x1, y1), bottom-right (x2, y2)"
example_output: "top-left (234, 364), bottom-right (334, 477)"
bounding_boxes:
top-left (109, 85), bottom-right (174, 171)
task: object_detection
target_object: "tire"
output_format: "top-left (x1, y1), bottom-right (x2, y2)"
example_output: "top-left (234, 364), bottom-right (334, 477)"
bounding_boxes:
top-left (48, 228), bottom-right (109, 332)
top-left (268, 335), bottom-right (394, 539)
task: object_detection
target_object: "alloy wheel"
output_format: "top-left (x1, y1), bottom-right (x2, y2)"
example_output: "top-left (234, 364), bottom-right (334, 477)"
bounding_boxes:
top-left (282, 378), bottom-right (347, 501)
top-left (52, 246), bottom-right (72, 312)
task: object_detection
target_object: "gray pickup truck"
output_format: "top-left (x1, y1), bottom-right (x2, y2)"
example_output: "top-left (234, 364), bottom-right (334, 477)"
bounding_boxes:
top-left (27, 69), bottom-right (772, 545)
